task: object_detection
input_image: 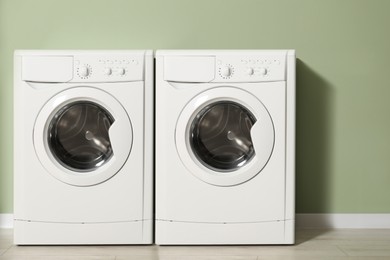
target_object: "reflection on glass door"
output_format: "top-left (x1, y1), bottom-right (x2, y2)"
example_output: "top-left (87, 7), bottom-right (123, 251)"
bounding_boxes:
top-left (190, 101), bottom-right (256, 172)
top-left (48, 101), bottom-right (114, 172)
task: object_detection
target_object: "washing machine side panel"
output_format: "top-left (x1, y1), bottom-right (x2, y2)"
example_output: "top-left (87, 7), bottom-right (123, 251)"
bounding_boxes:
top-left (285, 51), bottom-right (296, 221)
top-left (14, 56), bottom-right (25, 220)
top-left (155, 69), bottom-right (287, 223)
top-left (142, 51), bottom-right (154, 242)
top-left (14, 81), bottom-right (145, 223)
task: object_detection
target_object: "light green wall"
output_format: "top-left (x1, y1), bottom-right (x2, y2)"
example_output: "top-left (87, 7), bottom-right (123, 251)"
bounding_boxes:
top-left (1, 0), bottom-right (389, 213)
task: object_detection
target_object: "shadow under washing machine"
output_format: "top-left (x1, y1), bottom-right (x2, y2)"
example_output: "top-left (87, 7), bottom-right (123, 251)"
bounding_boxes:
top-left (155, 50), bottom-right (296, 244)
top-left (13, 50), bottom-right (154, 244)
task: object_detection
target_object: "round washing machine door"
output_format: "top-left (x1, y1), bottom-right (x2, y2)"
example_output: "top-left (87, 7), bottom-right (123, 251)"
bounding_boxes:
top-left (176, 87), bottom-right (275, 186)
top-left (34, 87), bottom-right (132, 186)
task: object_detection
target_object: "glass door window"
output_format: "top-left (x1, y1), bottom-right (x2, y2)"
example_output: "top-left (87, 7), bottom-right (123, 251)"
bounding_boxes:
top-left (190, 101), bottom-right (256, 172)
top-left (48, 101), bottom-right (114, 172)
top-left (175, 87), bottom-right (275, 186)
top-left (33, 87), bottom-right (133, 186)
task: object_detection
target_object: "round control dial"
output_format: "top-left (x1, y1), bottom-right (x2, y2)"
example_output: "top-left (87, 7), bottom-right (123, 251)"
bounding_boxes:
top-left (77, 64), bottom-right (92, 79)
top-left (104, 68), bottom-right (112, 76)
top-left (246, 67), bottom-right (254, 76)
top-left (219, 64), bottom-right (234, 79)
top-left (258, 68), bottom-right (268, 76)
top-left (221, 66), bottom-right (232, 77)
top-left (79, 66), bottom-right (90, 77)
top-left (117, 68), bottom-right (126, 76)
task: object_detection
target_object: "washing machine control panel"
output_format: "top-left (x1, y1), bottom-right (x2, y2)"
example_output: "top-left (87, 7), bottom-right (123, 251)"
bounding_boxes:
top-left (73, 55), bottom-right (144, 82)
top-left (214, 55), bottom-right (286, 82)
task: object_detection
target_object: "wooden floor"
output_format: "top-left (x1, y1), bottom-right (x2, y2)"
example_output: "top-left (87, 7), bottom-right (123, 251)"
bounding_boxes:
top-left (1, 229), bottom-right (390, 259)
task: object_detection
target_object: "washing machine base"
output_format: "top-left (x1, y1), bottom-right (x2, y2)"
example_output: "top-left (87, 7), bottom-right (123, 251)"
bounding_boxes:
top-left (14, 219), bottom-right (153, 245)
top-left (156, 219), bottom-right (294, 245)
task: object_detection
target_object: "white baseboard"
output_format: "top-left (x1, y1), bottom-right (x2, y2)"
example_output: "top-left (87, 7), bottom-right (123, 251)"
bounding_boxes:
top-left (1, 214), bottom-right (390, 229)
top-left (296, 213), bottom-right (390, 229)
top-left (0, 214), bottom-right (14, 228)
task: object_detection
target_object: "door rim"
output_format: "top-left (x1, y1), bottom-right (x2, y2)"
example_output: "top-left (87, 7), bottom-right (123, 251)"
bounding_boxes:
top-left (175, 87), bottom-right (275, 186)
top-left (33, 87), bottom-right (133, 186)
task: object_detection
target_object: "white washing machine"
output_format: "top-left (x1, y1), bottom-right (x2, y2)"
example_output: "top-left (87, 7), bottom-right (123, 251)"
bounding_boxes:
top-left (14, 50), bottom-right (153, 244)
top-left (155, 50), bottom-right (295, 244)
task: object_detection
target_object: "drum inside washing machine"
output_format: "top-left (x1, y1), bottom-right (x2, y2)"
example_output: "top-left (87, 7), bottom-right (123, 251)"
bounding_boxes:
top-left (48, 101), bottom-right (115, 172)
top-left (190, 101), bottom-right (256, 172)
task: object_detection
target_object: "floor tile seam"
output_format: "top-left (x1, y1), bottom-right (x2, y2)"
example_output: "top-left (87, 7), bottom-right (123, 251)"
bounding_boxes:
top-left (1, 245), bottom-right (14, 256)
top-left (335, 244), bottom-right (350, 257)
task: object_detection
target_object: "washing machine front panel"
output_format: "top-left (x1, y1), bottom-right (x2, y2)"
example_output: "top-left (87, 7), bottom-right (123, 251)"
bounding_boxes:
top-left (34, 87), bottom-right (133, 187)
top-left (176, 87), bottom-right (275, 186)
top-left (156, 50), bottom-right (295, 243)
top-left (14, 50), bottom-right (155, 244)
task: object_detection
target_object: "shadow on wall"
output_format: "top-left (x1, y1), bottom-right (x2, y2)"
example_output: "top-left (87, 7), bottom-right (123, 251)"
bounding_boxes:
top-left (296, 59), bottom-right (334, 213)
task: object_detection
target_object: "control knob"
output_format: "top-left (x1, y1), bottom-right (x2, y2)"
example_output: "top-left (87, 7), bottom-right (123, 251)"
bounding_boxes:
top-left (117, 68), bottom-right (126, 75)
top-left (246, 67), bottom-right (254, 76)
top-left (220, 66), bottom-right (232, 77)
top-left (259, 68), bottom-right (268, 75)
top-left (79, 66), bottom-right (90, 77)
top-left (104, 68), bottom-right (112, 75)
